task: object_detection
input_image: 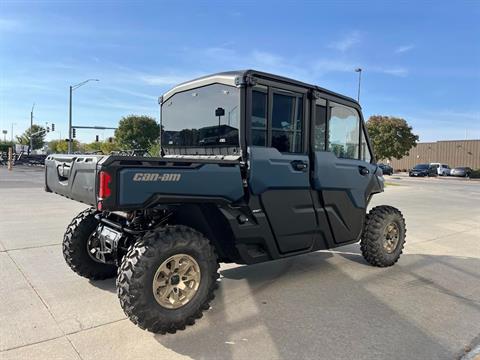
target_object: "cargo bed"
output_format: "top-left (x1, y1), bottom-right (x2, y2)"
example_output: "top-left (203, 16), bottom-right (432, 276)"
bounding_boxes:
top-left (45, 154), bottom-right (245, 211)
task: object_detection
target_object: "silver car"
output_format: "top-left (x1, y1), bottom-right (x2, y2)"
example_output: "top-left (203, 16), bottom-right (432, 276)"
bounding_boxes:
top-left (450, 167), bottom-right (472, 177)
top-left (430, 163), bottom-right (451, 176)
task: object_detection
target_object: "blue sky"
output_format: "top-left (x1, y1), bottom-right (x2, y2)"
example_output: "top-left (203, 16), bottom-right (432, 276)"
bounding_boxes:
top-left (1, 0), bottom-right (479, 143)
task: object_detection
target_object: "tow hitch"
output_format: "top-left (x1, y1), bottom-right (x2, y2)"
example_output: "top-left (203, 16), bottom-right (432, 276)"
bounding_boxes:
top-left (89, 225), bottom-right (122, 264)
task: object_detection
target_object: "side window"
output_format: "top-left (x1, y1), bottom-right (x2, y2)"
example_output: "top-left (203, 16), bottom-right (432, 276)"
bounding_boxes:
top-left (328, 102), bottom-right (360, 159)
top-left (251, 89), bottom-right (267, 146)
top-left (360, 128), bottom-right (372, 163)
top-left (314, 99), bottom-right (327, 151)
top-left (271, 92), bottom-right (303, 153)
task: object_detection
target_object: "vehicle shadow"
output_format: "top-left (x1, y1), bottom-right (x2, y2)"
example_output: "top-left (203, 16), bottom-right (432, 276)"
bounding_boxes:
top-left (88, 277), bottom-right (117, 293)
top-left (155, 247), bottom-right (480, 360)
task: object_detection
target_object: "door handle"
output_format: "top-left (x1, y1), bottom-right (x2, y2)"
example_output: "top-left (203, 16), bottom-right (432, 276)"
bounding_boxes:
top-left (359, 166), bottom-right (370, 176)
top-left (291, 160), bottom-right (308, 172)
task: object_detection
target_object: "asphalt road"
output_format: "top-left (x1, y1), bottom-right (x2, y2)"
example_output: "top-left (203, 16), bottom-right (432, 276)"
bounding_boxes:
top-left (1, 166), bottom-right (479, 360)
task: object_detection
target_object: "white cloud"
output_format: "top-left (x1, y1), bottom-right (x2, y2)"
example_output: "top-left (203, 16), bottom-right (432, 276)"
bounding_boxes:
top-left (0, 18), bottom-right (22, 32)
top-left (139, 74), bottom-right (196, 86)
top-left (312, 59), bottom-right (357, 74)
top-left (101, 86), bottom-right (157, 101)
top-left (395, 44), bottom-right (415, 54)
top-left (328, 31), bottom-right (361, 52)
top-left (378, 67), bottom-right (409, 77)
top-left (251, 51), bottom-right (285, 68)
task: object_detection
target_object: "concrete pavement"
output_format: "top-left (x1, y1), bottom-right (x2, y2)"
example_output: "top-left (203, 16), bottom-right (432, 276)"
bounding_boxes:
top-left (1, 166), bottom-right (479, 359)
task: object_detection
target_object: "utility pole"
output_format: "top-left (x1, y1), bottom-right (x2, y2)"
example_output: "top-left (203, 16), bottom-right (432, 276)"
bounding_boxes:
top-left (355, 68), bottom-right (362, 102)
top-left (30, 103), bottom-right (35, 154)
top-left (68, 79), bottom-right (99, 154)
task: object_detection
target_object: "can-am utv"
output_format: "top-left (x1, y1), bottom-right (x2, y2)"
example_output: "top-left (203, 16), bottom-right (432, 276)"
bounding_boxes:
top-left (45, 70), bottom-right (406, 334)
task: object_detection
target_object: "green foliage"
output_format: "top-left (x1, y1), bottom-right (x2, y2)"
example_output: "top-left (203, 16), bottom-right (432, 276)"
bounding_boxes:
top-left (49, 139), bottom-right (80, 153)
top-left (84, 141), bottom-right (102, 153)
top-left (0, 142), bottom-right (14, 153)
top-left (115, 115), bottom-right (160, 150)
top-left (99, 140), bottom-right (120, 154)
top-left (83, 140), bottom-right (120, 154)
top-left (148, 142), bottom-right (161, 157)
top-left (366, 115), bottom-right (419, 160)
top-left (470, 169), bottom-right (480, 178)
top-left (16, 125), bottom-right (46, 150)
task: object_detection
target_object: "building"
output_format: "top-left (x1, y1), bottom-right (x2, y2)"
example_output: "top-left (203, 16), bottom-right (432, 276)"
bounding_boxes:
top-left (386, 139), bottom-right (480, 171)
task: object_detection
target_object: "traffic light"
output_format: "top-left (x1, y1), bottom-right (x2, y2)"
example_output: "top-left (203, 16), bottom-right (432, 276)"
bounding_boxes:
top-left (108, 137), bottom-right (113, 143)
top-left (72, 128), bottom-right (76, 138)
top-left (51, 123), bottom-right (55, 132)
top-left (95, 135), bottom-right (99, 142)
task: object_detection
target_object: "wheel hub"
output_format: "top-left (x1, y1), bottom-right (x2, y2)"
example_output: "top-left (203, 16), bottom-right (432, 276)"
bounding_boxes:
top-left (170, 274), bottom-right (180, 285)
top-left (152, 254), bottom-right (201, 309)
top-left (383, 222), bottom-right (400, 253)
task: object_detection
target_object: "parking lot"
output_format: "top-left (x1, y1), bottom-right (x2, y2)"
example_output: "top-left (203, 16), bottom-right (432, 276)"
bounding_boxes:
top-left (1, 166), bottom-right (479, 360)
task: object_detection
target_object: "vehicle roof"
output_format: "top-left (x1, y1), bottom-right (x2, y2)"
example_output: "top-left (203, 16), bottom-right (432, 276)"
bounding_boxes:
top-left (161, 69), bottom-right (359, 106)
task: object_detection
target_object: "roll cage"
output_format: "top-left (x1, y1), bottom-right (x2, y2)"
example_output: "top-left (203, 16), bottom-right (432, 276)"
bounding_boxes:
top-left (159, 70), bottom-right (375, 164)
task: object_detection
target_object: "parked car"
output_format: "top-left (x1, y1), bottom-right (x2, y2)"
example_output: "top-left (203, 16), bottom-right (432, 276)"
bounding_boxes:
top-left (409, 164), bottom-right (437, 177)
top-left (450, 166), bottom-right (472, 177)
top-left (430, 163), bottom-right (451, 176)
top-left (378, 163), bottom-right (393, 175)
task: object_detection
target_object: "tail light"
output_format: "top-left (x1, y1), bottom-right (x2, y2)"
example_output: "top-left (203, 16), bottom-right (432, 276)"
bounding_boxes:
top-left (98, 171), bottom-right (112, 199)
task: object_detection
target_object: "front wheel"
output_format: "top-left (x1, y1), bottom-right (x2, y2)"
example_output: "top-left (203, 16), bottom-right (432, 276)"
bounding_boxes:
top-left (117, 225), bottom-right (219, 334)
top-left (360, 206), bottom-right (406, 267)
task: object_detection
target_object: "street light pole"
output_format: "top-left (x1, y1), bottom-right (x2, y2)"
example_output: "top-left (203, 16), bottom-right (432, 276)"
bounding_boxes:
top-left (30, 103), bottom-right (35, 154)
top-left (68, 79), bottom-right (99, 154)
top-left (10, 122), bottom-right (16, 143)
top-left (68, 86), bottom-right (73, 153)
top-left (355, 68), bottom-right (362, 102)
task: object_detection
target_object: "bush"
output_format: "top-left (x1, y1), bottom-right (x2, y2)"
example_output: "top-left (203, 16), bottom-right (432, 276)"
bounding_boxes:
top-left (470, 169), bottom-right (480, 178)
top-left (0, 143), bottom-right (14, 153)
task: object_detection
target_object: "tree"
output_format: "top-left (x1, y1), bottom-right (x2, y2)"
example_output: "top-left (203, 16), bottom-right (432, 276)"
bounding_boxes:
top-left (115, 115), bottom-right (160, 150)
top-left (49, 139), bottom-right (80, 153)
top-left (16, 125), bottom-right (46, 150)
top-left (366, 115), bottom-right (419, 160)
top-left (84, 141), bottom-right (102, 153)
top-left (100, 140), bottom-right (119, 154)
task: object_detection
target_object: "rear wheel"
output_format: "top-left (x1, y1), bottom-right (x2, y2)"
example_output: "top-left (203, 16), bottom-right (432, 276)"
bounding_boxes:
top-left (361, 206), bottom-right (406, 267)
top-left (63, 208), bottom-right (117, 280)
top-left (117, 225), bottom-right (219, 334)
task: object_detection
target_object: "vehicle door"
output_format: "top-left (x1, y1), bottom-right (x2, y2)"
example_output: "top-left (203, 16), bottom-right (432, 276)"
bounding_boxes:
top-left (310, 97), bottom-right (379, 245)
top-left (247, 84), bottom-right (317, 253)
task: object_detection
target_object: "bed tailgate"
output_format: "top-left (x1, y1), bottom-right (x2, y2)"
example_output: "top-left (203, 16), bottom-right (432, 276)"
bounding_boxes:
top-left (45, 154), bottom-right (104, 206)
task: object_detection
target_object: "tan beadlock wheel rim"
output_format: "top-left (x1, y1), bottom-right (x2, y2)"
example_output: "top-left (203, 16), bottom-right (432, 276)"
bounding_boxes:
top-left (383, 222), bottom-right (400, 254)
top-left (152, 254), bottom-right (201, 309)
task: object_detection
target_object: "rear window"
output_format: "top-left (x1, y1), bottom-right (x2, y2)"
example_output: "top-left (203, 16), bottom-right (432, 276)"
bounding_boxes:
top-left (161, 83), bottom-right (240, 155)
top-left (414, 164), bottom-right (429, 169)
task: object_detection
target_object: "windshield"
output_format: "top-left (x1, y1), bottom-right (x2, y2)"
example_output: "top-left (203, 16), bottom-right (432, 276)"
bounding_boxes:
top-left (161, 83), bottom-right (240, 155)
top-left (414, 164), bottom-right (429, 170)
